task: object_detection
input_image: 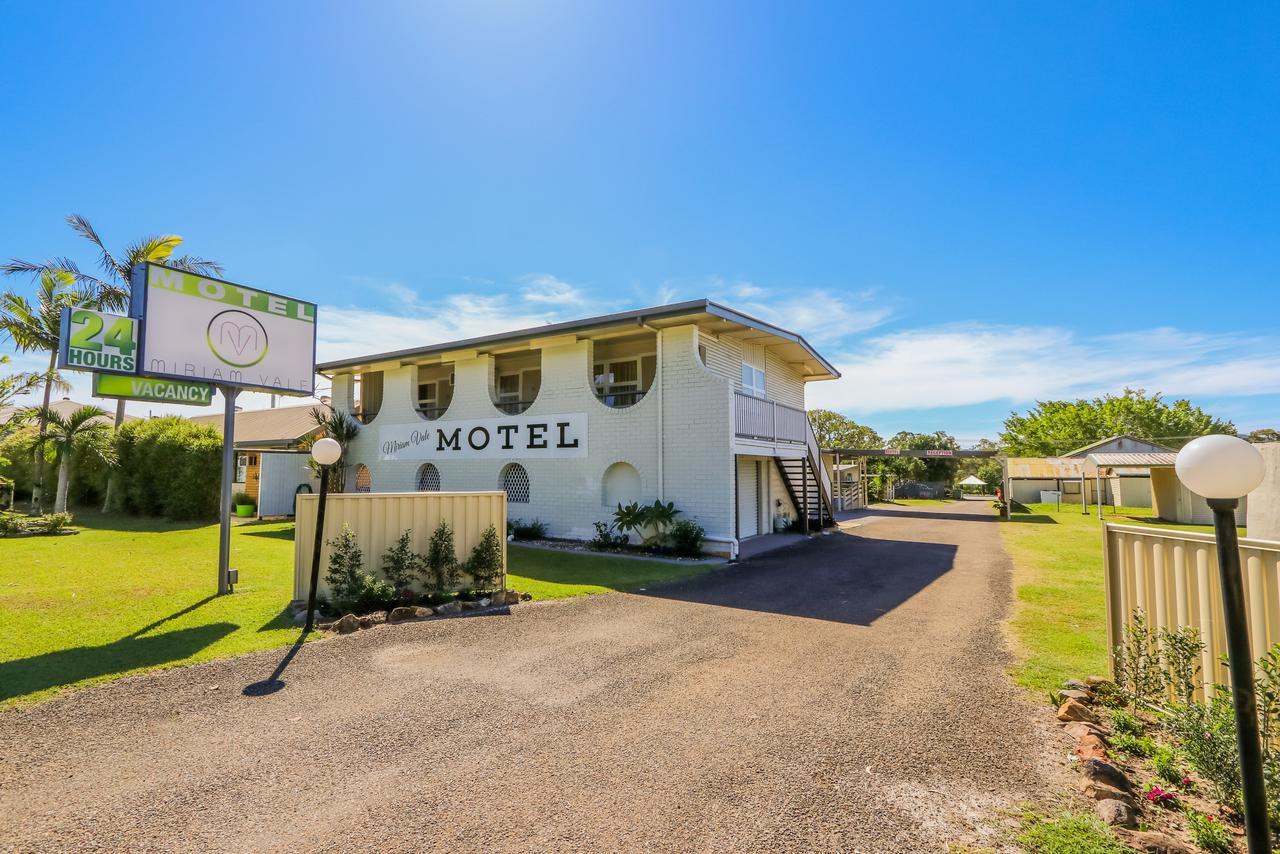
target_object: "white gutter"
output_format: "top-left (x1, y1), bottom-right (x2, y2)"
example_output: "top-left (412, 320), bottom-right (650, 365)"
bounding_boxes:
top-left (643, 321), bottom-right (664, 500)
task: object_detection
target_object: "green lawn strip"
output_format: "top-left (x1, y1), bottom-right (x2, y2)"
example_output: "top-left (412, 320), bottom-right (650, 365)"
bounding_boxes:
top-left (999, 502), bottom-right (1225, 695)
top-left (1, 513), bottom-right (716, 708)
top-left (0, 511), bottom-right (302, 708)
top-left (506, 544), bottom-right (719, 600)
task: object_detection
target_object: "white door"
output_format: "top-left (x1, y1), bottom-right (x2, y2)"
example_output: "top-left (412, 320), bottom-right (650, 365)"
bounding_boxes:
top-left (738, 457), bottom-right (760, 538)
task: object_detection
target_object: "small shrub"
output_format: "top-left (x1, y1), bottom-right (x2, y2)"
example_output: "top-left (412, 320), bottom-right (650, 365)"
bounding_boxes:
top-left (1151, 743), bottom-right (1183, 786)
top-left (323, 524), bottom-right (396, 613)
top-left (668, 519), bottom-right (705, 557)
top-left (380, 529), bottom-right (418, 598)
top-left (0, 511), bottom-right (27, 536)
top-left (509, 518), bottom-right (548, 540)
top-left (613, 499), bottom-right (680, 549)
top-left (232, 491), bottom-right (254, 507)
top-left (1159, 624), bottom-right (1204, 706)
top-left (1016, 811), bottom-right (1129, 854)
top-left (1112, 733), bottom-right (1155, 758)
top-left (1110, 709), bottom-right (1142, 737)
top-left (466, 524), bottom-right (504, 591)
top-left (589, 520), bottom-right (628, 550)
top-left (1113, 609), bottom-right (1163, 713)
top-left (1167, 696), bottom-right (1242, 808)
top-left (422, 519), bottom-right (460, 592)
top-left (1185, 809), bottom-right (1233, 854)
top-left (34, 512), bottom-right (73, 534)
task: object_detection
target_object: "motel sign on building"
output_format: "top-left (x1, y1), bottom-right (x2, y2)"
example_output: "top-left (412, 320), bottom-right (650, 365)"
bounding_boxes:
top-left (319, 300), bottom-right (841, 557)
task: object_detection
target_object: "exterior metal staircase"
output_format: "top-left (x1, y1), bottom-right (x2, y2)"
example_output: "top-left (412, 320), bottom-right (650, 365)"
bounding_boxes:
top-left (774, 420), bottom-right (835, 531)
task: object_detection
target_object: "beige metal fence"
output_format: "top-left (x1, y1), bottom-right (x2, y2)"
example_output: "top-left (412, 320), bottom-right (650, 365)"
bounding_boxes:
top-left (1104, 522), bottom-right (1280, 698)
top-left (293, 491), bottom-right (508, 603)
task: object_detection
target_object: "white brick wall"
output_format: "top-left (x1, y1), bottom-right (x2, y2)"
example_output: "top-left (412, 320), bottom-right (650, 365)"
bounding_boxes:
top-left (334, 324), bottom-right (738, 542)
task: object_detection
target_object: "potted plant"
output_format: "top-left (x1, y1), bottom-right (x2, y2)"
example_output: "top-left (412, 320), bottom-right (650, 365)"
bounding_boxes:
top-left (232, 491), bottom-right (256, 518)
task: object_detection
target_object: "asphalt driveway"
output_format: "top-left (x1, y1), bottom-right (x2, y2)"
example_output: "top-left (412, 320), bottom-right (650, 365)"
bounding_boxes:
top-left (0, 501), bottom-right (1060, 852)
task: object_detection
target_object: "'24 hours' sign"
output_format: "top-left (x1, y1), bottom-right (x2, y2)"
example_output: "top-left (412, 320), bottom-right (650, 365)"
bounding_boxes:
top-left (58, 308), bottom-right (139, 375)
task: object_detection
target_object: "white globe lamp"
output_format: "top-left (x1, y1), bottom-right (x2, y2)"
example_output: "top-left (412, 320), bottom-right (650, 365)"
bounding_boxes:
top-left (1177, 432), bottom-right (1270, 853)
top-left (1175, 434), bottom-right (1265, 499)
top-left (304, 437), bottom-right (343, 632)
top-left (310, 437), bottom-right (342, 467)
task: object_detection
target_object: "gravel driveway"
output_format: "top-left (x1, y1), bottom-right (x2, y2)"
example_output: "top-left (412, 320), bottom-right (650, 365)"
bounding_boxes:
top-left (0, 501), bottom-right (1063, 852)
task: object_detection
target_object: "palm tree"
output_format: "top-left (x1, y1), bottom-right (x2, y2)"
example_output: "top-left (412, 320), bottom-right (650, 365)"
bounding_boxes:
top-left (0, 355), bottom-right (67, 413)
top-left (28, 404), bottom-right (115, 514)
top-left (2, 214), bottom-right (223, 510)
top-left (0, 269), bottom-right (91, 510)
top-left (308, 406), bottom-right (361, 492)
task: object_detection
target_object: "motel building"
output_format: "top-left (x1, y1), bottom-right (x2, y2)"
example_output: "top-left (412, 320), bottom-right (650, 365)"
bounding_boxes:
top-left (319, 300), bottom-right (841, 558)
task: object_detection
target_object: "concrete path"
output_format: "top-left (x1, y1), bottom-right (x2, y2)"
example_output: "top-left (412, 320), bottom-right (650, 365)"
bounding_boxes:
top-left (0, 501), bottom-right (1061, 852)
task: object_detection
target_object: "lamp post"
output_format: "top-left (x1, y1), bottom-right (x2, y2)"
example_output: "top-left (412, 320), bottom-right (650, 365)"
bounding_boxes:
top-left (304, 437), bottom-right (342, 633)
top-left (1175, 434), bottom-right (1268, 853)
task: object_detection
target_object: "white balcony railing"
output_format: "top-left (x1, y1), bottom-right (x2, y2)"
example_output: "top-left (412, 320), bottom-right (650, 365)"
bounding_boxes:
top-left (733, 391), bottom-right (807, 444)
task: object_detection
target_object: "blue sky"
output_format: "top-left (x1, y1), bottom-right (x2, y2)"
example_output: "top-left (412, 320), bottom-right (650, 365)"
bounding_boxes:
top-left (1, 1), bottom-right (1277, 442)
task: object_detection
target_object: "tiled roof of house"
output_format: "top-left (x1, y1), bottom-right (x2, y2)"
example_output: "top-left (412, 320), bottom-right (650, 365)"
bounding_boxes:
top-left (190, 403), bottom-right (327, 448)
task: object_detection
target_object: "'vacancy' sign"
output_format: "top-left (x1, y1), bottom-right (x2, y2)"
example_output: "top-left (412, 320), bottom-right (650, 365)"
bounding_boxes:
top-left (378, 412), bottom-right (589, 461)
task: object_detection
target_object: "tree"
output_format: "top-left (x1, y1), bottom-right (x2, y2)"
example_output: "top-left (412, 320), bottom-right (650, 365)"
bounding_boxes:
top-left (1246, 428), bottom-right (1280, 444)
top-left (807, 409), bottom-right (883, 449)
top-left (877, 430), bottom-right (961, 482)
top-left (0, 270), bottom-right (93, 511)
top-left (28, 405), bottom-right (115, 513)
top-left (0, 355), bottom-right (68, 415)
top-left (308, 406), bottom-right (361, 492)
top-left (2, 214), bottom-right (223, 511)
top-left (955, 438), bottom-right (1004, 489)
top-left (999, 388), bottom-right (1234, 456)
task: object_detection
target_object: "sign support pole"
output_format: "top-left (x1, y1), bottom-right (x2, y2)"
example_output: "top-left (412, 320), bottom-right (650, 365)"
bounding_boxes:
top-left (218, 385), bottom-right (239, 595)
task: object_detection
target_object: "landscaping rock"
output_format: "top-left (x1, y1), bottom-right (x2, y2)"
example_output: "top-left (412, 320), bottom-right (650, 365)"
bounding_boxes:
top-left (1094, 798), bottom-right (1137, 828)
top-left (1059, 689), bottom-right (1093, 703)
top-left (460, 600), bottom-right (482, 611)
top-left (1080, 758), bottom-right (1133, 792)
top-left (336, 614), bottom-right (360, 634)
top-left (1074, 734), bottom-right (1109, 761)
top-left (435, 601), bottom-right (462, 615)
top-left (387, 606), bottom-right (419, 624)
top-left (1085, 675), bottom-right (1111, 687)
top-left (1116, 829), bottom-right (1195, 854)
top-left (1077, 779), bottom-right (1135, 807)
top-left (358, 612), bottom-right (387, 630)
top-left (519, 591), bottom-right (532, 601)
top-left (1056, 698), bottom-right (1098, 723)
top-left (1063, 721), bottom-right (1107, 740)
top-left (413, 605), bottom-right (433, 618)
top-left (1063, 678), bottom-right (1091, 692)
top-left (291, 610), bottom-right (309, 626)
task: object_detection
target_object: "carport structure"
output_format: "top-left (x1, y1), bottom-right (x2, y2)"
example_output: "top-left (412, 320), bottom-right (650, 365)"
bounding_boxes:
top-left (822, 447), bottom-right (998, 509)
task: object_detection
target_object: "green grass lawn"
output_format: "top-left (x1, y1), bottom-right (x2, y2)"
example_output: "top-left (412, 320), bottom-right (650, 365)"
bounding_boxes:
top-left (1000, 502), bottom-right (1226, 694)
top-left (0, 511), bottom-right (714, 708)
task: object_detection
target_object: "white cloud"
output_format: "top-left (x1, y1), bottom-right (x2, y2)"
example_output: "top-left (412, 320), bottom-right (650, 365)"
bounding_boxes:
top-left (518, 273), bottom-right (590, 307)
top-left (807, 322), bottom-right (1280, 414)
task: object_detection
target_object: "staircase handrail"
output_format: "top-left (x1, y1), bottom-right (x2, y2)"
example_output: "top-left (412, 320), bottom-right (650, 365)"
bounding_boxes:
top-left (805, 417), bottom-right (833, 510)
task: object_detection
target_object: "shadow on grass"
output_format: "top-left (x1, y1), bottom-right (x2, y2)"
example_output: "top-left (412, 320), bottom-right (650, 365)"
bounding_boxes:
top-left (239, 526), bottom-right (295, 542)
top-left (0, 623), bottom-right (238, 703)
top-left (256, 604), bottom-right (297, 632)
top-left (64, 508), bottom-right (210, 533)
top-left (1003, 514), bottom-right (1059, 525)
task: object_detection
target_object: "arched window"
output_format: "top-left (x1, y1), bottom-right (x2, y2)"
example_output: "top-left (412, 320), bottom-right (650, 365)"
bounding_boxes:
top-left (500, 463), bottom-right (530, 504)
top-left (602, 461), bottom-right (641, 507)
top-left (416, 463), bottom-right (441, 492)
top-left (354, 464), bottom-right (372, 493)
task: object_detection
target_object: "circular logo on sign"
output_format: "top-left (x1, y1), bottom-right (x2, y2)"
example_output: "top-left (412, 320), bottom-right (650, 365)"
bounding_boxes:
top-left (206, 310), bottom-right (269, 368)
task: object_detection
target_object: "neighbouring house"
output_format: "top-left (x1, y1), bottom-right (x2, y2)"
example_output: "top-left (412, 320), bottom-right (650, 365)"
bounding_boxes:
top-left (1247, 443), bottom-right (1280, 540)
top-left (316, 299), bottom-right (840, 557)
top-left (191, 402), bottom-right (325, 517)
top-left (1003, 435), bottom-right (1170, 508)
top-left (0, 397), bottom-right (137, 429)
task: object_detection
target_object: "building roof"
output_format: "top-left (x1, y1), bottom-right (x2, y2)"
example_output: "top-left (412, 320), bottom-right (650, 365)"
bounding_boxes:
top-left (315, 298), bottom-right (840, 381)
top-left (1062, 434), bottom-right (1172, 458)
top-left (190, 403), bottom-right (326, 448)
top-left (0, 398), bottom-right (136, 428)
top-left (1083, 452), bottom-right (1177, 476)
top-left (1003, 457), bottom-right (1086, 479)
